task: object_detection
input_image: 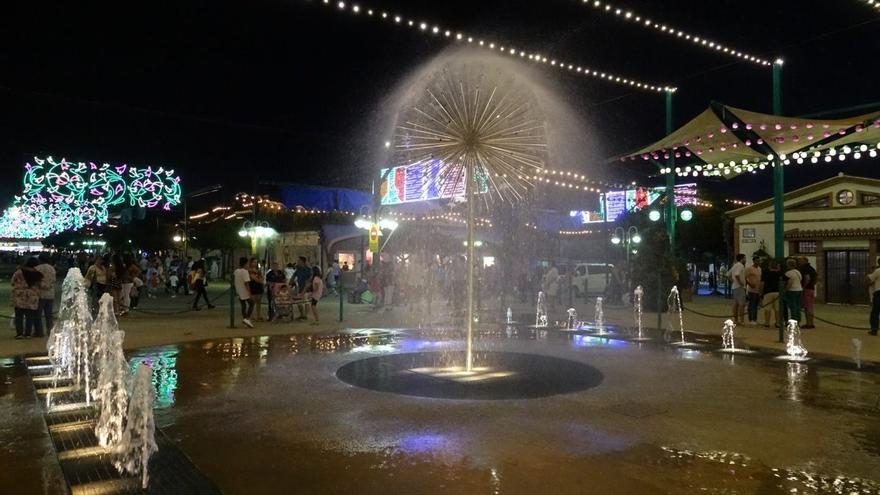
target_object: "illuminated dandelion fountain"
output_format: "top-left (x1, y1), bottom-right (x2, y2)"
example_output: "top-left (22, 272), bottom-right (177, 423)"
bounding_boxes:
top-left (392, 62), bottom-right (548, 371)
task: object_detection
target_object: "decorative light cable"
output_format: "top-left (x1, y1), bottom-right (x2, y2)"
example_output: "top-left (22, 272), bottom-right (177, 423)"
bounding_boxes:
top-left (559, 229), bottom-right (598, 235)
top-left (578, 0), bottom-right (773, 66)
top-left (0, 156), bottom-right (182, 238)
top-left (725, 198), bottom-right (753, 206)
top-left (312, 0), bottom-right (676, 92)
top-left (662, 142), bottom-right (880, 177)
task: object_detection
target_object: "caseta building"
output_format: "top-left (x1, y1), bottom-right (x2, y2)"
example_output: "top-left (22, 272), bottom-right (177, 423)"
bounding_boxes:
top-left (728, 174), bottom-right (880, 305)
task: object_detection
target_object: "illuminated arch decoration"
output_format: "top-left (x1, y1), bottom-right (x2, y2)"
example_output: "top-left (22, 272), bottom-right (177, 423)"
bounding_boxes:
top-left (0, 156), bottom-right (182, 238)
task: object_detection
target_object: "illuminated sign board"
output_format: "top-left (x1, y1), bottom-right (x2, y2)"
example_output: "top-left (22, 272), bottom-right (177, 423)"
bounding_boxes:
top-left (380, 160), bottom-right (487, 205)
top-left (571, 183), bottom-right (697, 224)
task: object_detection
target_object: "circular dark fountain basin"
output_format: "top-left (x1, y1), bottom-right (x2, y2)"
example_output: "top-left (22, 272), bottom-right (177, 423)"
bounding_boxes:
top-left (336, 351), bottom-right (603, 400)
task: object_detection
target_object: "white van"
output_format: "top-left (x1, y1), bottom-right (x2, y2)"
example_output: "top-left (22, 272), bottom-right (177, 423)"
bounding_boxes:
top-left (570, 263), bottom-right (614, 298)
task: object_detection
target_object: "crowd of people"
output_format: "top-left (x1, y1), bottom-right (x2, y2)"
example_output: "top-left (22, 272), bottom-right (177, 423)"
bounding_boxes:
top-left (724, 253), bottom-right (876, 333)
top-left (232, 256), bottom-right (325, 328)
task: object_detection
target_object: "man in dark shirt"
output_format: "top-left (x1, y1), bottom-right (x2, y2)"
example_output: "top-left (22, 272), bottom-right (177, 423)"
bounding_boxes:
top-left (798, 257), bottom-right (818, 328)
top-left (761, 261), bottom-right (782, 328)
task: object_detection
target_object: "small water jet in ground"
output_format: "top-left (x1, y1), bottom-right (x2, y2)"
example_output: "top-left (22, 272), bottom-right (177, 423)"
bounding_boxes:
top-left (852, 338), bottom-right (862, 370)
top-left (113, 364), bottom-right (158, 489)
top-left (776, 320), bottom-right (809, 362)
top-left (93, 294), bottom-right (129, 448)
top-left (566, 308), bottom-right (578, 330)
top-left (667, 286), bottom-right (698, 347)
top-left (46, 268), bottom-right (94, 409)
top-left (506, 307), bottom-right (513, 325)
top-left (718, 319), bottom-right (754, 354)
top-left (630, 286), bottom-right (651, 341)
top-left (580, 297), bottom-right (610, 335)
top-left (535, 291), bottom-right (548, 328)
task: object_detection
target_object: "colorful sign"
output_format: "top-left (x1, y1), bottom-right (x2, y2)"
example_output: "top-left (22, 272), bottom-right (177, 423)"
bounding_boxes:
top-left (379, 160), bottom-right (487, 205)
top-left (572, 183), bottom-right (698, 224)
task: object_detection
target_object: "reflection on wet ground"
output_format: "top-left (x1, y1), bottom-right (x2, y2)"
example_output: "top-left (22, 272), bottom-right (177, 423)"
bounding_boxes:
top-left (6, 325), bottom-right (880, 494)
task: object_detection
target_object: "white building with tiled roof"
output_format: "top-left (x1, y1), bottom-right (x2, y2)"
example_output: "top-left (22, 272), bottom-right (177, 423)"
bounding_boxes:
top-left (727, 174), bottom-right (880, 304)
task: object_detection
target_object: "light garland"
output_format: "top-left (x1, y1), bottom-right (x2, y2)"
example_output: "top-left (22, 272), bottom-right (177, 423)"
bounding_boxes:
top-left (725, 198), bottom-right (753, 206)
top-left (631, 118), bottom-right (880, 163)
top-left (558, 229), bottom-right (598, 235)
top-left (660, 142), bottom-right (880, 177)
top-left (311, 0), bottom-right (675, 93)
top-left (863, 0), bottom-right (880, 10)
top-left (387, 211), bottom-right (494, 228)
top-left (0, 156), bottom-right (181, 238)
top-left (578, 0), bottom-right (773, 66)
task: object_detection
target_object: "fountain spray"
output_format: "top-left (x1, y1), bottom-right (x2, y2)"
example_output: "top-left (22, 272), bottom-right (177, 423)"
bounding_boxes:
top-left (851, 338), bottom-right (862, 370)
top-left (666, 286), bottom-right (686, 345)
top-left (566, 308), bottom-right (577, 330)
top-left (632, 286), bottom-right (649, 340)
top-left (783, 320), bottom-right (808, 361)
top-left (593, 297), bottom-right (606, 335)
top-left (722, 319), bottom-right (736, 350)
top-left (46, 268), bottom-right (94, 409)
top-left (93, 294), bottom-right (129, 448)
top-left (114, 364), bottom-right (158, 489)
top-left (535, 291), bottom-right (548, 327)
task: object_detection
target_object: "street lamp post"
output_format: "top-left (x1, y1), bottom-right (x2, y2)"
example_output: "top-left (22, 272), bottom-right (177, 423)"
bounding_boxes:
top-left (238, 220), bottom-right (277, 255)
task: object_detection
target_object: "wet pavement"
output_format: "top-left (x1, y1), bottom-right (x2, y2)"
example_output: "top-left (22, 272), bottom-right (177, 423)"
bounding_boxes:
top-left (4, 325), bottom-right (880, 494)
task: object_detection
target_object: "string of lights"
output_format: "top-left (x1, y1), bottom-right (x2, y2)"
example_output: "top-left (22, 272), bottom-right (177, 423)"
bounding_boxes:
top-left (725, 198), bottom-right (753, 206)
top-left (576, 0), bottom-right (773, 66)
top-left (631, 118), bottom-right (880, 162)
top-left (863, 0), bottom-right (880, 10)
top-left (310, 0), bottom-right (676, 93)
top-left (661, 142), bottom-right (880, 177)
top-left (558, 229), bottom-right (598, 235)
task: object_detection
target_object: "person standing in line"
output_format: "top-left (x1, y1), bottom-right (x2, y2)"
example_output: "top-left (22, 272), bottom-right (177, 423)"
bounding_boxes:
top-left (782, 258), bottom-right (803, 324)
top-left (85, 256), bottom-right (109, 310)
top-left (292, 256), bottom-right (312, 320)
top-left (35, 254), bottom-right (56, 333)
top-left (867, 257), bottom-right (880, 336)
top-left (761, 261), bottom-right (782, 328)
top-left (109, 254), bottom-right (131, 316)
top-left (234, 257), bottom-right (254, 328)
top-left (729, 254), bottom-right (747, 325)
top-left (797, 257), bottom-right (818, 329)
top-left (542, 263), bottom-right (560, 310)
top-left (247, 258), bottom-right (265, 320)
top-left (191, 262), bottom-right (214, 310)
top-left (744, 256), bottom-right (763, 326)
top-left (265, 262), bottom-right (286, 320)
top-left (307, 265), bottom-right (324, 325)
top-left (126, 254), bottom-right (142, 310)
top-left (12, 257), bottom-right (44, 339)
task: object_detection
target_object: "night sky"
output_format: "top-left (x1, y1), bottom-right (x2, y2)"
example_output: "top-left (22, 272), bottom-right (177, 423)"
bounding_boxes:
top-left (1, 0), bottom-right (878, 205)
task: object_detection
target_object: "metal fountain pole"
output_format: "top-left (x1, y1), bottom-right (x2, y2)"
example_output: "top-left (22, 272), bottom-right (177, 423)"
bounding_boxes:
top-left (465, 158), bottom-right (476, 373)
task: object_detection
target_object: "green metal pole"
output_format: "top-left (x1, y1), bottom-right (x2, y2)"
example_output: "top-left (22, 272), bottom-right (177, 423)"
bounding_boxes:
top-left (773, 60), bottom-right (785, 343)
top-left (665, 91), bottom-right (676, 248)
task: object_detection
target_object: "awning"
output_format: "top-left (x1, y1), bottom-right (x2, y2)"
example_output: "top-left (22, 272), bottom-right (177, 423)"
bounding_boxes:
top-left (619, 102), bottom-right (880, 178)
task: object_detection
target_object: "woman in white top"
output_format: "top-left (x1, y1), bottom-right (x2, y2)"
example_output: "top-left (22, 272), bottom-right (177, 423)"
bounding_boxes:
top-left (783, 258), bottom-right (802, 324)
